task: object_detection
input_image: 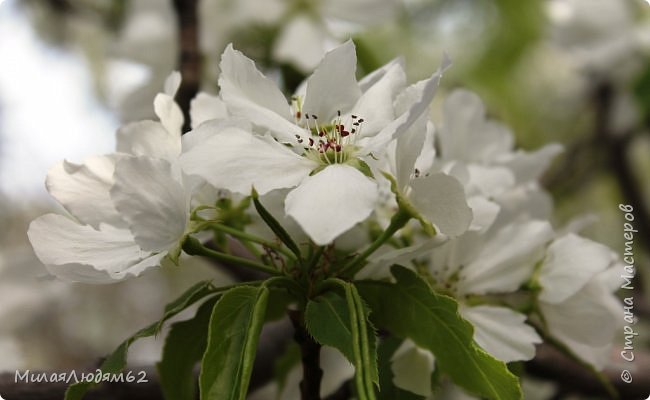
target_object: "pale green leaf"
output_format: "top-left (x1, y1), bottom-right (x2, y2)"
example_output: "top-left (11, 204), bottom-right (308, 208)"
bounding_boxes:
top-left (158, 297), bottom-right (218, 400)
top-left (199, 285), bottom-right (269, 400)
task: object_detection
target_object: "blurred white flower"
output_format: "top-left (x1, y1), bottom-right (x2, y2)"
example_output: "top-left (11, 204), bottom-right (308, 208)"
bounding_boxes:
top-left (272, 0), bottom-right (400, 71)
top-left (28, 73), bottom-right (194, 283)
top-left (536, 233), bottom-right (622, 369)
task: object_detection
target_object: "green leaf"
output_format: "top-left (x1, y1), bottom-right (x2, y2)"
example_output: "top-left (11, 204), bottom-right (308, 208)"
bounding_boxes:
top-left (307, 281), bottom-right (378, 400)
top-left (252, 188), bottom-right (302, 260)
top-left (357, 266), bottom-right (522, 400)
top-left (65, 280), bottom-right (217, 400)
top-left (376, 337), bottom-right (425, 400)
top-left (158, 297), bottom-right (219, 400)
top-left (200, 285), bottom-right (269, 400)
top-left (156, 281), bottom-right (218, 332)
top-left (265, 287), bottom-right (295, 322)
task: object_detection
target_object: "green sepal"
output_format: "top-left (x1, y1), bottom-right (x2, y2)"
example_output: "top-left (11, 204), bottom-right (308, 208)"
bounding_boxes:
top-left (346, 158), bottom-right (374, 179)
top-left (252, 188), bottom-right (302, 260)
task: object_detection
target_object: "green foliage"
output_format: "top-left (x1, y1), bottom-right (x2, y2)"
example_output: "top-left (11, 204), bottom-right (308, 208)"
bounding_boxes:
top-left (65, 281), bottom-right (218, 400)
top-left (199, 285), bottom-right (270, 400)
top-left (158, 297), bottom-right (219, 400)
top-left (633, 61), bottom-right (650, 124)
top-left (357, 266), bottom-right (522, 400)
top-left (307, 280), bottom-right (379, 400)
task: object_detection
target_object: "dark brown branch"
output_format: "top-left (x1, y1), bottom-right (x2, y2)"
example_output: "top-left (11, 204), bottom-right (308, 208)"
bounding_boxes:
top-left (593, 82), bottom-right (650, 253)
top-left (172, 0), bottom-right (201, 133)
top-left (289, 310), bottom-right (323, 400)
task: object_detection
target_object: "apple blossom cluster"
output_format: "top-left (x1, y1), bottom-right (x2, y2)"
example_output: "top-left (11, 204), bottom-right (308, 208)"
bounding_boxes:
top-left (28, 42), bottom-right (622, 399)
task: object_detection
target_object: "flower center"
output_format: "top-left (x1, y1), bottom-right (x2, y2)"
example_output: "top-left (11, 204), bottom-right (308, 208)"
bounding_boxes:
top-left (291, 98), bottom-right (366, 165)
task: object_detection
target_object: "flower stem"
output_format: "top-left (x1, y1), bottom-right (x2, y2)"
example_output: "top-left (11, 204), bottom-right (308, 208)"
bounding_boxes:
top-left (208, 222), bottom-right (297, 260)
top-left (182, 236), bottom-right (282, 276)
top-left (289, 309), bottom-right (323, 400)
top-left (337, 209), bottom-right (411, 278)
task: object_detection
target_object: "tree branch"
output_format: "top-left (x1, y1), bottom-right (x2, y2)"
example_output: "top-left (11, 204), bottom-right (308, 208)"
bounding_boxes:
top-left (289, 309), bottom-right (323, 400)
top-left (172, 0), bottom-right (201, 133)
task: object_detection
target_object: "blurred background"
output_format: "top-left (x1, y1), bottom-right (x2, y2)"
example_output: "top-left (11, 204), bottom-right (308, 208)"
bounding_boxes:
top-left (0, 0), bottom-right (649, 398)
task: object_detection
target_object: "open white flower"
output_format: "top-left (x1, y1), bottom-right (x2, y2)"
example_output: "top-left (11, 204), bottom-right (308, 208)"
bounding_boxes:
top-left (437, 89), bottom-right (562, 228)
top-left (386, 87), bottom-right (473, 237)
top-left (181, 42), bottom-right (448, 245)
top-left (28, 73), bottom-right (195, 283)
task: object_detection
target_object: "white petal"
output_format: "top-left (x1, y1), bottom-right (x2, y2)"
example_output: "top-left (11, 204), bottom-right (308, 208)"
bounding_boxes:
top-left (365, 235), bottom-right (448, 278)
top-left (499, 143), bottom-right (563, 183)
top-left (413, 122), bottom-right (436, 177)
top-left (358, 57), bottom-right (404, 92)
top-left (409, 172), bottom-right (472, 237)
top-left (190, 92), bottom-right (228, 129)
top-left (273, 16), bottom-right (332, 72)
top-left (492, 185), bottom-right (553, 230)
top-left (466, 165), bottom-right (516, 198)
top-left (439, 89), bottom-right (513, 162)
top-left (302, 41), bottom-right (362, 121)
top-left (163, 71), bottom-right (182, 96)
top-left (46, 155), bottom-right (124, 228)
top-left (461, 220), bottom-right (554, 295)
top-left (539, 234), bottom-right (615, 304)
top-left (181, 117), bottom-right (252, 153)
top-left (111, 157), bottom-right (189, 252)
top-left (428, 231), bottom-right (483, 281)
top-left (391, 339), bottom-right (434, 397)
top-left (219, 44), bottom-right (303, 143)
top-left (348, 60), bottom-right (406, 135)
top-left (462, 305), bottom-right (541, 362)
top-left (362, 56), bottom-right (450, 155)
top-left (394, 116), bottom-right (428, 191)
top-left (116, 120), bottom-right (181, 161)
top-left (467, 196), bottom-right (500, 233)
top-left (27, 214), bottom-right (156, 282)
top-left (285, 164), bottom-right (378, 245)
top-left (180, 125), bottom-right (316, 195)
top-left (541, 279), bottom-right (622, 347)
top-left (154, 93), bottom-right (184, 135)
